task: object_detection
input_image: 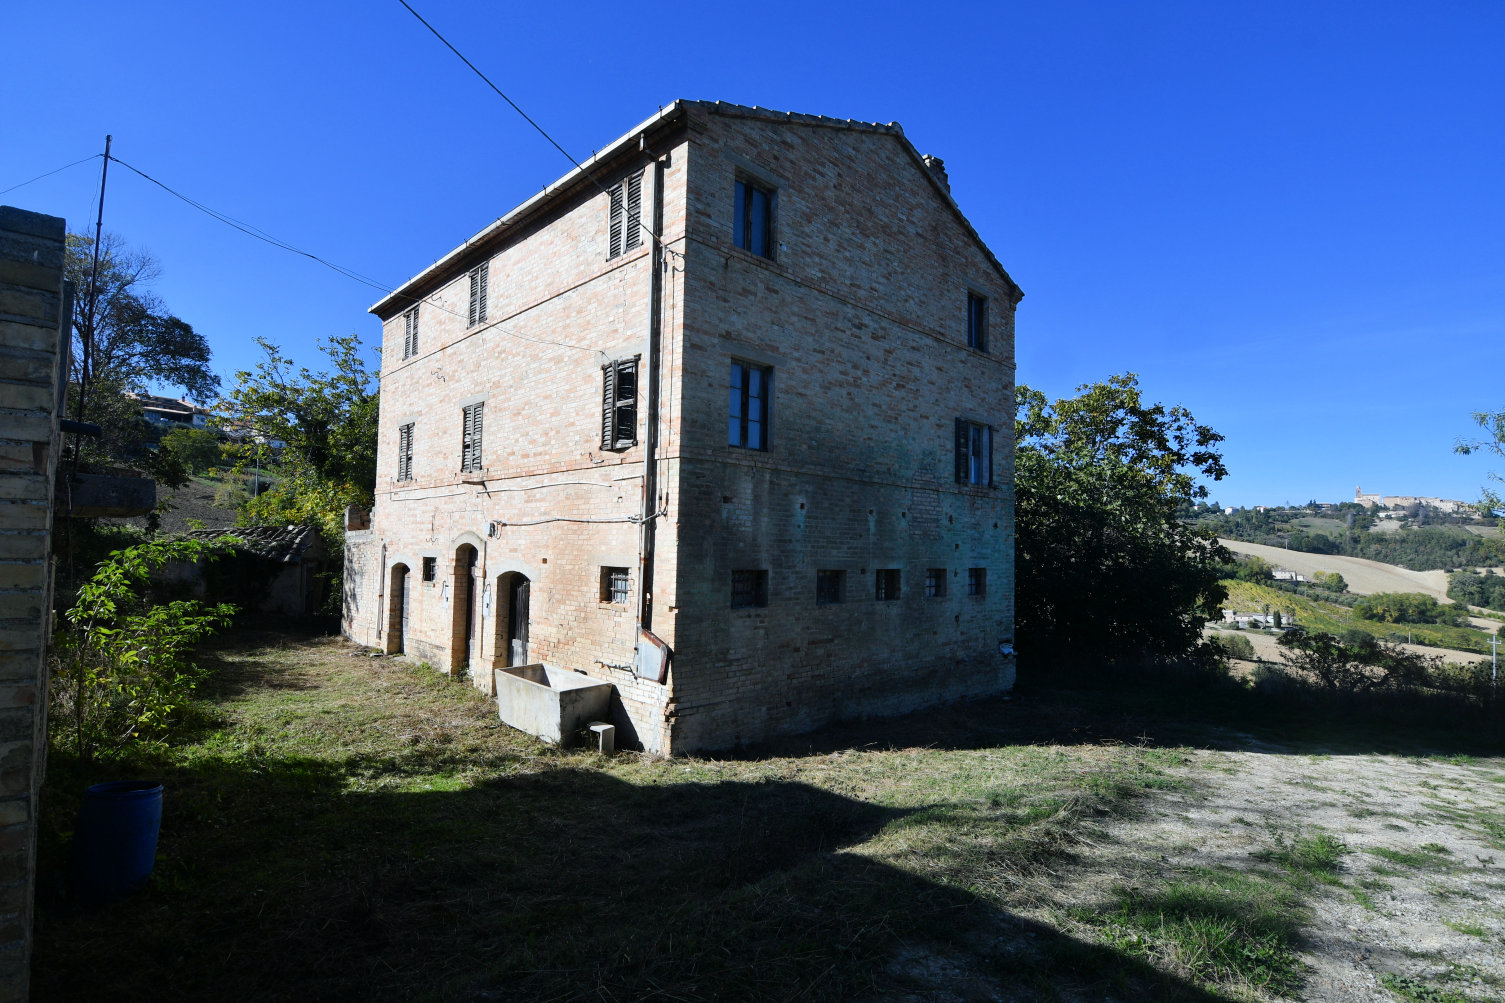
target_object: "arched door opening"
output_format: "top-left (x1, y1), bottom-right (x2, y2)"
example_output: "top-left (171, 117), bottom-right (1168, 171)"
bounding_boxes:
top-left (494, 572), bottom-right (531, 667)
top-left (386, 564), bottom-right (410, 655)
top-left (452, 545), bottom-right (479, 674)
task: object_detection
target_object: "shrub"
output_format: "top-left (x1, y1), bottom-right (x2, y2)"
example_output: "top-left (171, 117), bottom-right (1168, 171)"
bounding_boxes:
top-left (1212, 633), bottom-right (1255, 661)
top-left (49, 538), bottom-right (236, 761)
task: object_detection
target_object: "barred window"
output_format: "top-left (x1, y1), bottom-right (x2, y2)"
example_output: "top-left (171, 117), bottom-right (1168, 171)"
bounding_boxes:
top-left (925, 568), bottom-right (946, 598)
top-left (461, 402), bottom-right (484, 472)
top-left (601, 357), bottom-right (639, 451)
top-left (396, 422), bottom-right (414, 481)
top-left (600, 567), bottom-right (630, 605)
top-left (731, 569), bottom-right (768, 609)
top-left (467, 262), bottom-right (489, 327)
top-left (815, 570), bottom-right (844, 606)
top-left (402, 306), bottom-right (419, 359)
top-left (968, 568), bottom-right (987, 597)
top-left (608, 172), bottom-right (644, 258)
top-left (875, 569), bottom-right (901, 601)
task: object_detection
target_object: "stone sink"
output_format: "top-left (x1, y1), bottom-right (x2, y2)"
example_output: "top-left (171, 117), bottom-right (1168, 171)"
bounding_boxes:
top-left (494, 664), bottom-right (613, 746)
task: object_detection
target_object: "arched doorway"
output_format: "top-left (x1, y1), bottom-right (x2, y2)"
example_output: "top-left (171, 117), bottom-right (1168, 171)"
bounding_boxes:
top-left (495, 571), bottom-right (531, 666)
top-left (452, 545), bottom-right (479, 674)
top-left (386, 564), bottom-right (410, 655)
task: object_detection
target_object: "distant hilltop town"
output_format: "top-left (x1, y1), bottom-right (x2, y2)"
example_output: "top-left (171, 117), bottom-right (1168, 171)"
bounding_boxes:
top-left (1354, 486), bottom-right (1471, 514)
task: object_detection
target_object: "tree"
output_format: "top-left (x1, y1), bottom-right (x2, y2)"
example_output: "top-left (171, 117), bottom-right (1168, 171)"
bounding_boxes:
top-left (1312, 571), bottom-right (1348, 593)
top-left (218, 335), bottom-right (378, 603)
top-left (65, 232), bottom-right (219, 421)
top-left (1277, 628), bottom-right (1433, 693)
top-left (159, 426), bottom-right (224, 475)
top-left (1457, 406), bottom-right (1505, 515)
top-left (1015, 373), bottom-right (1229, 661)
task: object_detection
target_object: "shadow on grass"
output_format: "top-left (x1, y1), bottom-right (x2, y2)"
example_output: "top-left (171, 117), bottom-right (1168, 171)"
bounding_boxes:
top-left (34, 750), bottom-right (1226, 1002)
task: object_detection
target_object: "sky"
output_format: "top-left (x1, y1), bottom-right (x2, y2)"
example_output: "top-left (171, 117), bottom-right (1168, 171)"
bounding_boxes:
top-left (4, 1), bottom-right (1501, 508)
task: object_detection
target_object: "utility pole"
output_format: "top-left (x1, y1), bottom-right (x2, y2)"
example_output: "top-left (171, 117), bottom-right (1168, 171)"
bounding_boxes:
top-left (77, 134), bottom-right (112, 426)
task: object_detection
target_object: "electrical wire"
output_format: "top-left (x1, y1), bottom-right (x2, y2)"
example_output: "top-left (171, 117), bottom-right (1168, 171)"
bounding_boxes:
top-left (0, 154), bottom-right (102, 197)
top-left (394, 0), bottom-right (676, 258)
top-left (108, 153), bottom-right (601, 356)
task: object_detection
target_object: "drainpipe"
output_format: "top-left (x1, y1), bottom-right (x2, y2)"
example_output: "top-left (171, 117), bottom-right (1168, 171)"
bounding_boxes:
top-left (637, 145), bottom-right (666, 636)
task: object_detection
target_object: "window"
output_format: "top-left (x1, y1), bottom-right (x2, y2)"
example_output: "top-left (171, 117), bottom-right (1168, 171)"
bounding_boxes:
top-left (461, 402), bottom-right (484, 472)
top-left (875, 568), bottom-right (901, 601)
top-left (925, 568), bottom-right (946, 598)
top-left (422, 557), bottom-right (437, 582)
top-left (733, 178), bottom-right (775, 258)
top-left (816, 570), bottom-right (844, 606)
top-left (600, 567), bottom-right (630, 605)
top-left (967, 292), bottom-right (988, 352)
top-left (955, 419), bottom-right (993, 486)
top-left (467, 262), bottom-right (489, 327)
top-left (731, 569), bottom-right (768, 609)
top-left (968, 568), bottom-right (987, 597)
top-left (608, 172), bottom-right (644, 258)
top-left (402, 306), bottom-right (419, 359)
top-left (729, 362), bottom-right (771, 450)
top-left (396, 422), bottom-right (414, 481)
top-left (601, 357), bottom-right (639, 451)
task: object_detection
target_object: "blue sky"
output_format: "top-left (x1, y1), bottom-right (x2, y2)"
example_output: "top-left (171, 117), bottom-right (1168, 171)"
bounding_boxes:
top-left (5, 1), bottom-right (1501, 508)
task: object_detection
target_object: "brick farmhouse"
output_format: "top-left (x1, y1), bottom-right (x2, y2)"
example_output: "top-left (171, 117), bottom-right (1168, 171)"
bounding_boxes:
top-left (343, 101), bottom-right (1022, 754)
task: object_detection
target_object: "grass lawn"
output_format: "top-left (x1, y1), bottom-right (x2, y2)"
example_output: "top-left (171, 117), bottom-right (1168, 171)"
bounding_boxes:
top-left (34, 631), bottom-right (1504, 1001)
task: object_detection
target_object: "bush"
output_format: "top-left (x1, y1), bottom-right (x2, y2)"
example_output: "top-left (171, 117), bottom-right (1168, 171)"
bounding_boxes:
top-left (159, 426), bottom-right (224, 475)
top-left (49, 538), bottom-right (236, 761)
top-left (1211, 633), bottom-right (1255, 661)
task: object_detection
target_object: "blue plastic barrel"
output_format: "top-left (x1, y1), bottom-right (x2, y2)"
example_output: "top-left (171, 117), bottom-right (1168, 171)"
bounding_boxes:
top-left (70, 780), bottom-right (164, 904)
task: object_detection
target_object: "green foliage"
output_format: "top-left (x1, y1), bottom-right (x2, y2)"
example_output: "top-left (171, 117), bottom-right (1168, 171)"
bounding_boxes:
top-left (1197, 505), bottom-right (1500, 571)
top-left (1312, 571), bottom-right (1348, 592)
top-left (1211, 633), bottom-right (1256, 661)
top-left (1276, 628), bottom-right (1435, 693)
top-left (1456, 404), bottom-right (1505, 517)
top-left (1354, 592), bottom-right (1465, 626)
top-left (1015, 374), bottom-right (1229, 660)
top-left (64, 231), bottom-right (218, 424)
top-left (1219, 554), bottom-right (1273, 582)
top-left (1449, 570), bottom-right (1505, 612)
top-left (219, 335), bottom-right (378, 608)
top-left (159, 426), bottom-right (223, 475)
top-left (49, 538), bottom-right (235, 761)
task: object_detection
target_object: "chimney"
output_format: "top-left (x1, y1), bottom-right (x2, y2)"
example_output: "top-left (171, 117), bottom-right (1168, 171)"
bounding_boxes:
top-left (921, 154), bottom-right (950, 193)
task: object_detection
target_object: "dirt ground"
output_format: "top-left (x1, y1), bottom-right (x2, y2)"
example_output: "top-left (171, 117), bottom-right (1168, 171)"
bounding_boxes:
top-left (1047, 743), bottom-right (1505, 1002)
top-left (1219, 541), bottom-right (1457, 601)
top-left (1209, 626), bottom-right (1494, 667)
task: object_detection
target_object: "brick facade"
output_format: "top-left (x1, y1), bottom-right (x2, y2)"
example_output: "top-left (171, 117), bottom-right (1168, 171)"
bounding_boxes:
top-left (345, 102), bottom-right (1021, 754)
top-left (0, 205), bottom-right (70, 1000)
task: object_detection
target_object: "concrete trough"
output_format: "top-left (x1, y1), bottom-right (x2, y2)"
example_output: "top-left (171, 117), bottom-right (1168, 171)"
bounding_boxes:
top-left (494, 664), bottom-right (614, 746)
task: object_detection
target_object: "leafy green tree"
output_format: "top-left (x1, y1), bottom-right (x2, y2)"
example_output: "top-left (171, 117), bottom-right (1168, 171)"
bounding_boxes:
top-left (1277, 628), bottom-right (1433, 693)
top-left (218, 335), bottom-right (378, 608)
top-left (50, 538), bottom-right (235, 761)
top-left (1211, 632), bottom-right (1255, 661)
top-left (159, 426), bottom-right (223, 475)
top-left (1457, 406), bottom-right (1505, 515)
top-left (65, 232), bottom-right (218, 423)
top-left (1312, 571), bottom-right (1348, 592)
top-left (1015, 373), bottom-right (1229, 661)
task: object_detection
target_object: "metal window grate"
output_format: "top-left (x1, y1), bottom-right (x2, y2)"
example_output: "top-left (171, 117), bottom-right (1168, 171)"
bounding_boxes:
top-left (816, 570), bottom-right (844, 605)
top-left (875, 568), bottom-right (901, 601)
top-left (600, 567), bottom-right (630, 604)
top-left (731, 569), bottom-right (768, 609)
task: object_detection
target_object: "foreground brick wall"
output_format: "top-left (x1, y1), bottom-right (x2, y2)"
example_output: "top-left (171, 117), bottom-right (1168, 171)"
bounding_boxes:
top-left (0, 206), bottom-right (70, 1001)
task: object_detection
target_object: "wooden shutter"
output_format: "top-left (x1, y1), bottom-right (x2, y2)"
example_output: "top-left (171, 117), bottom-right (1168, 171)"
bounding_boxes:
top-left (471, 402), bottom-right (483, 469)
top-left (624, 173), bottom-right (643, 252)
top-left (477, 263), bottom-right (488, 324)
top-left (984, 425), bottom-right (993, 486)
top-left (608, 183), bottom-right (624, 258)
top-left (468, 269), bottom-right (479, 327)
top-left (403, 307), bottom-right (418, 358)
top-left (601, 362), bottom-right (616, 450)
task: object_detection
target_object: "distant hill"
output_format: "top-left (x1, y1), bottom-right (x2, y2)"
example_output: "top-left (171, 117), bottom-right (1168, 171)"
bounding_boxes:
top-left (1194, 504), bottom-right (1501, 571)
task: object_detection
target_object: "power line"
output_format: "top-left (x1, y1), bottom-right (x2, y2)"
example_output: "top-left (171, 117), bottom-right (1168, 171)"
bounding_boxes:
top-left (0, 154), bottom-right (102, 197)
top-left (394, 0), bottom-right (676, 257)
top-left (107, 154), bottom-right (601, 356)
